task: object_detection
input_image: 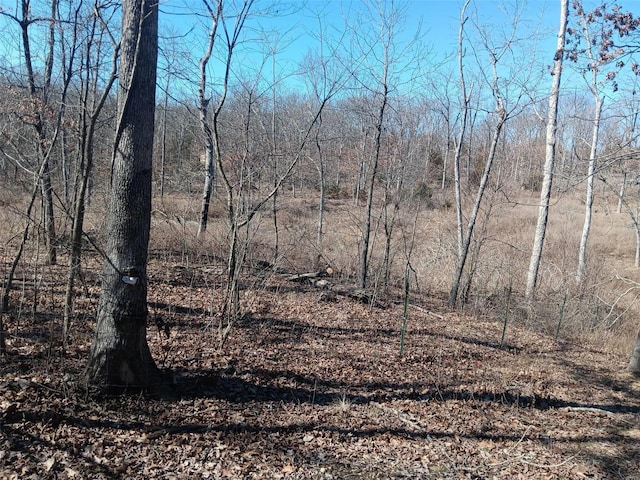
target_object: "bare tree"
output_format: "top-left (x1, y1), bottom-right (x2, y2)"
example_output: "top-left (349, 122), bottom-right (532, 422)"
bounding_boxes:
top-left (196, 0), bottom-right (224, 236)
top-left (378, 103), bottom-right (418, 291)
top-left (269, 37), bottom-right (281, 265)
top-left (85, 0), bottom-right (162, 390)
top-left (300, 8), bottom-right (350, 267)
top-left (157, 31), bottom-right (184, 200)
top-left (359, 73), bottom-right (388, 291)
top-left (348, 0), bottom-right (418, 290)
top-left (24, 0), bottom-right (57, 264)
top-left (305, 63), bottom-right (332, 263)
top-left (448, 3), bottom-right (526, 306)
top-left (0, 0), bottom-right (63, 265)
top-left (525, 0), bottom-right (569, 298)
top-left (184, 0), bottom-right (336, 346)
top-left (453, 0), bottom-right (472, 262)
top-left (570, 1), bottom-right (637, 285)
top-left (0, 0), bottom-right (73, 313)
top-left (571, 4), bottom-right (602, 285)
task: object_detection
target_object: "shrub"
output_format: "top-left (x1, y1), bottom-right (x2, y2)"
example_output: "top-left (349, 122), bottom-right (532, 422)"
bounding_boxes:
top-left (326, 183), bottom-right (351, 199)
top-left (522, 173), bottom-right (543, 191)
top-left (412, 182), bottom-right (433, 206)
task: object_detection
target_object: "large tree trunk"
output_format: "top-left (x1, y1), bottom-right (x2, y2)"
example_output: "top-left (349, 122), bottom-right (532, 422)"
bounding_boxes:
top-left (85, 0), bottom-right (161, 390)
top-left (525, 0), bottom-right (568, 298)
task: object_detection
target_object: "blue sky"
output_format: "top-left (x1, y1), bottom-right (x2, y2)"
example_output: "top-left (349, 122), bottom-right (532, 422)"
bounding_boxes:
top-left (1, 0), bottom-right (636, 100)
top-left (156, 0), bottom-right (572, 99)
top-left (160, 0), bottom-right (561, 52)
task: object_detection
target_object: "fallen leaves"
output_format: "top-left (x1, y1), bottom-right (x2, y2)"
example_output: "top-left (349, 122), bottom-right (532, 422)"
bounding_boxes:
top-left (1, 263), bottom-right (639, 479)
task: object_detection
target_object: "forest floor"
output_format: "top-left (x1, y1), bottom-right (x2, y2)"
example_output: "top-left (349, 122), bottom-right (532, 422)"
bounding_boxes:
top-left (1, 256), bottom-right (640, 479)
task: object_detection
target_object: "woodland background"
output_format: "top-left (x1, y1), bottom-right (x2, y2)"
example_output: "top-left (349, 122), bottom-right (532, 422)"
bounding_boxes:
top-left (1, 0), bottom-right (640, 478)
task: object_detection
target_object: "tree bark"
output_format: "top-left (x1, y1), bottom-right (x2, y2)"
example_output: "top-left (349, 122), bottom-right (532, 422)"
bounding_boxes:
top-left (453, 0), bottom-right (471, 262)
top-left (85, 0), bottom-right (161, 390)
top-left (525, 0), bottom-right (568, 298)
top-left (576, 96), bottom-right (603, 284)
top-left (617, 171), bottom-right (626, 214)
top-left (359, 84), bottom-right (387, 289)
top-left (197, 0), bottom-right (223, 236)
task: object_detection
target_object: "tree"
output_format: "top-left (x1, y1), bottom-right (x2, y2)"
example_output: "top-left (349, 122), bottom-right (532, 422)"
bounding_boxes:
top-left (348, 0), bottom-right (418, 290)
top-left (0, 0), bottom-right (74, 314)
top-left (569, 2), bottom-right (639, 285)
top-left (570, 3), bottom-right (603, 285)
top-left (303, 21), bottom-right (345, 265)
top-left (196, 0), bottom-right (224, 236)
top-left (85, 0), bottom-right (162, 389)
top-left (453, 0), bottom-right (471, 264)
top-left (525, 0), bottom-right (569, 298)
top-left (11, 0), bottom-right (59, 265)
top-left (157, 29), bottom-right (183, 200)
top-left (448, 1), bottom-right (527, 306)
top-left (379, 101), bottom-right (418, 291)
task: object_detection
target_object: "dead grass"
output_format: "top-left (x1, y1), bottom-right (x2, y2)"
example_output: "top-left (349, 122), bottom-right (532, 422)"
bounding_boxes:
top-left (141, 184), bottom-right (640, 358)
top-left (2, 172), bottom-right (639, 355)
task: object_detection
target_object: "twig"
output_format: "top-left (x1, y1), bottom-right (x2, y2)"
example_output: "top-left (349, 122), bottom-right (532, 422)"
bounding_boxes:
top-left (504, 426), bottom-right (530, 456)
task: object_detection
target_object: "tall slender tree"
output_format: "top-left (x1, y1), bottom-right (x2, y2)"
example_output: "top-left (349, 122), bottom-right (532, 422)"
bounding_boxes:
top-left (570, 2), bottom-right (637, 284)
top-left (448, 1), bottom-right (527, 306)
top-left (85, 0), bottom-right (162, 389)
top-left (525, 0), bottom-right (569, 298)
top-left (453, 0), bottom-right (471, 263)
top-left (196, 0), bottom-right (223, 236)
top-left (0, 0), bottom-right (61, 265)
top-left (350, 0), bottom-right (417, 290)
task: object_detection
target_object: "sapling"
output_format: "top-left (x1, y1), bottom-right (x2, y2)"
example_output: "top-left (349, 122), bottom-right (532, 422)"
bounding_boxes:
top-left (500, 285), bottom-right (512, 348)
top-left (400, 264), bottom-right (410, 356)
top-left (555, 288), bottom-right (568, 340)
